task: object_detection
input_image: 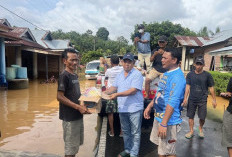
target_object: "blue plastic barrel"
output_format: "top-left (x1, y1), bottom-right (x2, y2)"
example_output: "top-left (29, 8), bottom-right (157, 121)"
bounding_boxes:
top-left (6, 67), bottom-right (16, 80)
top-left (16, 67), bottom-right (27, 79)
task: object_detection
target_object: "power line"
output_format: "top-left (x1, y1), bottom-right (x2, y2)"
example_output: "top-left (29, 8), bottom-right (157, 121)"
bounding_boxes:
top-left (0, 4), bottom-right (46, 31)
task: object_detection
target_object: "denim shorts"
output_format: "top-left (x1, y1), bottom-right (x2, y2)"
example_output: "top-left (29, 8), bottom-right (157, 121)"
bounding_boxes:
top-left (63, 118), bottom-right (84, 155)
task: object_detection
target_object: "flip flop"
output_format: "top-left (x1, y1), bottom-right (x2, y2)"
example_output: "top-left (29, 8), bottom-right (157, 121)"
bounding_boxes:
top-left (185, 132), bottom-right (194, 139)
top-left (118, 151), bottom-right (130, 157)
top-left (198, 128), bottom-right (204, 139)
top-left (108, 131), bottom-right (114, 137)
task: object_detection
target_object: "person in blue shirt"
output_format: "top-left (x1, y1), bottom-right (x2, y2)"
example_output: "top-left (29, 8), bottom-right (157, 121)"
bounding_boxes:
top-left (105, 53), bottom-right (144, 157)
top-left (134, 24), bottom-right (151, 69)
top-left (144, 48), bottom-right (186, 157)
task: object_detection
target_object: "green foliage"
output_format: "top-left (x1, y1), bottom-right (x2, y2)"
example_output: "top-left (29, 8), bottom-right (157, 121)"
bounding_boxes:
top-left (81, 50), bottom-right (103, 64)
top-left (131, 21), bottom-right (197, 50)
top-left (209, 71), bottom-right (232, 95)
top-left (198, 26), bottom-right (209, 37)
top-left (51, 29), bottom-right (133, 62)
top-left (96, 27), bottom-right (109, 40)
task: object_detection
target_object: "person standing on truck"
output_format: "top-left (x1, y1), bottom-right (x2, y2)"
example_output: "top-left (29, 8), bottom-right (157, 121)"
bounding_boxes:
top-left (144, 48), bottom-right (186, 157)
top-left (57, 48), bottom-right (90, 157)
top-left (134, 24), bottom-right (151, 69)
top-left (144, 35), bottom-right (168, 99)
top-left (182, 56), bottom-right (217, 139)
top-left (105, 53), bottom-right (144, 157)
top-left (105, 55), bottom-right (123, 137)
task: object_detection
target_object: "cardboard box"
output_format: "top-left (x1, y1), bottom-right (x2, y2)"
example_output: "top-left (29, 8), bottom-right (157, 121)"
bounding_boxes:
top-left (79, 95), bottom-right (102, 113)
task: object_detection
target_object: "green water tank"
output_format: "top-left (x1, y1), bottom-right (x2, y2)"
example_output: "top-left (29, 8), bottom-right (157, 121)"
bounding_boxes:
top-left (6, 67), bottom-right (16, 80)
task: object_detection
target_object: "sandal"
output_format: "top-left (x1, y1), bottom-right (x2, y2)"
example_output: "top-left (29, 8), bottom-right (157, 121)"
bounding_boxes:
top-left (185, 132), bottom-right (194, 139)
top-left (108, 131), bottom-right (114, 137)
top-left (118, 151), bottom-right (130, 157)
top-left (198, 128), bottom-right (204, 139)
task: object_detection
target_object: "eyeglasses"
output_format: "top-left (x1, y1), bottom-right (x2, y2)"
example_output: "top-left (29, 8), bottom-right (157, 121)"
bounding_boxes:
top-left (159, 41), bottom-right (165, 43)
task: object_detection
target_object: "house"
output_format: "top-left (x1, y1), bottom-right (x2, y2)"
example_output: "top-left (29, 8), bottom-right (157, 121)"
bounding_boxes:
top-left (202, 29), bottom-right (232, 71)
top-left (0, 18), bottom-right (73, 83)
top-left (173, 36), bottom-right (210, 71)
top-left (0, 19), bottom-right (20, 86)
top-left (30, 29), bottom-right (72, 79)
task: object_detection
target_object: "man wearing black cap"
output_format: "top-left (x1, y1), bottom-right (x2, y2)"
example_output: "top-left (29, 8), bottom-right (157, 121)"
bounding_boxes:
top-left (182, 56), bottom-right (217, 139)
top-left (105, 53), bottom-right (144, 157)
top-left (134, 24), bottom-right (151, 69)
top-left (144, 35), bottom-right (168, 99)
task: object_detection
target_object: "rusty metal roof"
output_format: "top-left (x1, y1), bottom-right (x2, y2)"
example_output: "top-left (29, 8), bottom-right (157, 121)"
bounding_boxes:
top-left (10, 27), bottom-right (36, 42)
top-left (0, 18), bottom-right (12, 27)
top-left (0, 23), bottom-right (19, 40)
top-left (0, 23), bottom-right (12, 32)
top-left (175, 36), bottom-right (210, 47)
top-left (5, 39), bottom-right (46, 49)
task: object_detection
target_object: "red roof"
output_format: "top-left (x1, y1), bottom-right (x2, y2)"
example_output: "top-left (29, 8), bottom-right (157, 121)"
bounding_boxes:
top-left (175, 36), bottom-right (210, 47)
top-left (0, 24), bottom-right (19, 40)
top-left (10, 27), bottom-right (28, 38)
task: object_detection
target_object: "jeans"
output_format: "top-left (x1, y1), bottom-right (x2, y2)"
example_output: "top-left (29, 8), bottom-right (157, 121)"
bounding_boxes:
top-left (119, 110), bottom-right (143, 157)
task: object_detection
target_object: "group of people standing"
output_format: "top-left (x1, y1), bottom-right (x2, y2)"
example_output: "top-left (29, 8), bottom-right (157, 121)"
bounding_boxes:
top-left (56, 23), bottom-right (232, 157)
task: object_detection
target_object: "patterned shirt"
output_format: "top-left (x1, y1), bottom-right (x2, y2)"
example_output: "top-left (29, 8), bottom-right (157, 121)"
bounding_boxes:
top-left (154, 68), bottom-right (186, 125)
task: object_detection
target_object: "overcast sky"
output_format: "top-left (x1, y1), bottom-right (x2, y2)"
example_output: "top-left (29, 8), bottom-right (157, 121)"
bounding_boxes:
top-left (1, 0), bottom-right (232, 43)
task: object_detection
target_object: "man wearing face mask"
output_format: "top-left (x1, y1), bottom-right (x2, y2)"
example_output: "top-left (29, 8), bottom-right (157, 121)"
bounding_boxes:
top-left (134, 24), bottom-right (151, 69)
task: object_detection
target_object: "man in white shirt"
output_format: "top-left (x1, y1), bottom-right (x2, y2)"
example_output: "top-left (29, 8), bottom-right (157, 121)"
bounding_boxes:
top-left (105, 55), bottom-right (123, 137)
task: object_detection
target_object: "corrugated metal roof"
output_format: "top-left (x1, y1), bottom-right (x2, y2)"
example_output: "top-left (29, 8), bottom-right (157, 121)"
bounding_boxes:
top-left (203, 29), bottom-right (232, 46)
top-left (31, 29), bottom-right (50, 48)
top-left (208, 46), bottom-right (232, 56)
top-left (0, 23), bottom-right (12, 32)
top-left (0, 18), bottom-right (12, 27)
top-left (45, 40), bottom-right (70, 49)
top-left (0, 24), bottom-right (19, 40)
top-left (175, 36), bottom-right (210, 47)
top-left (5, 40), bottom-right (46, 49)
top-left (10, 27), bottom-right (36, 42)
top-left (31, 29), bottom-right (71, 49)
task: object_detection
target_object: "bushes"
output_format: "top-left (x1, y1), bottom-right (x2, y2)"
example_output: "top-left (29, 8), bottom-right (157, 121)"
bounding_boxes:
top-left (209, 71), bottom-right (232, 96)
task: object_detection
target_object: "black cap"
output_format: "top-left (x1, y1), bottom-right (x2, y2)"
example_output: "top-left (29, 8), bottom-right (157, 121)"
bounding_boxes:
top-left (195, 56), bottom-right (205, 64)
top-left (158, 35), bottom-right (168, 42)
top-left (138, 24), bottom-right (145, 29)
top-left (123, 53), bottom-right (134, 61)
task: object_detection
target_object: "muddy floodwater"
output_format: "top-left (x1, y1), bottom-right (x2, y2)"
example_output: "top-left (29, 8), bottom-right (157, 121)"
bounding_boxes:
top-left (0, 78), bottom-right (101, 156)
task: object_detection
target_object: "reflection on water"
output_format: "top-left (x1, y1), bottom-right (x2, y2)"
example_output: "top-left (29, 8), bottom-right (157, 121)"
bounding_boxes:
top-left (0, 78), bottom-right (100, 156)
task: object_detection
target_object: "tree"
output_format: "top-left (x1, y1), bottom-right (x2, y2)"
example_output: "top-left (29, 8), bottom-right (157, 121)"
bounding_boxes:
top-left (198, 26), bottom-right (209, 37)
top-left (131, 21), bottom-right (196, 50)
top-left (209, 27), bottom-right (221, 36)
top-left (96, 27), bottom-right (109, 40)
top-left (81, 50), bottom-right (103, 64)
top-left (85, 29), bottom-right (93, 35)
top-left (117, 36), bottom-right (128, 44)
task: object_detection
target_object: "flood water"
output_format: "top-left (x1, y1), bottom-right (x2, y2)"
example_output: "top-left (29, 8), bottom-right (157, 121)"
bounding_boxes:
top-left (0, 78), bottom-right (101, 156)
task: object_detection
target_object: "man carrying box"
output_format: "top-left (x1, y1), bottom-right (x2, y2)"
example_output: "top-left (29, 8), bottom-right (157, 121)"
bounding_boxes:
top-left (57, 48), bottom-right (90, 157)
